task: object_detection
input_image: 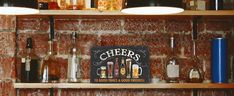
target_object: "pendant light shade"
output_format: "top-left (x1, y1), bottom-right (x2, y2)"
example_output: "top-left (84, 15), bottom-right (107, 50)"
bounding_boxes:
top-left (0, 0), bottom-right (39, 15)
top-left (121, 0), bottom-right (184, 15)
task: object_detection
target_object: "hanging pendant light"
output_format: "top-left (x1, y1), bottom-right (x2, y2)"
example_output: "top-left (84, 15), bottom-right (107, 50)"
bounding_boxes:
top-left (121, 0), bottom-right (184, 15)
top-left (0, 0), bottom-right (39, 15)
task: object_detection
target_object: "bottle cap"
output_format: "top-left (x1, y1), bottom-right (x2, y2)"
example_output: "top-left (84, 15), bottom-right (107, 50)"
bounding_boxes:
top-left (26, 38), bottom-right (33, 49)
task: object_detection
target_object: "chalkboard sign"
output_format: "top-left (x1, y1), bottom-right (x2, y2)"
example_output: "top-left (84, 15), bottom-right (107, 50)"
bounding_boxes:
top-left (90, 46), bottom-right (150, 83)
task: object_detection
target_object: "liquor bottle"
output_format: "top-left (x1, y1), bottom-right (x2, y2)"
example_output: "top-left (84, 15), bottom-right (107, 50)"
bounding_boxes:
top-left (21, 38), bottom-right (40, 83)
top-left (165, 36), bottom-right (180, 83)
top-left (38, 0), bottom-right (49, 9)
top-left (67, 32), bottom-right (82, 83)
top-left (41, 40), bottom-right (60, 83)
top-left (114, 57), bottom-right (119, 78)
top-left (187, 41), bottom-right (204, 83)
top-left (48, 0), bottom-right (60, 9)
top-left (120, 57), bottom-right (126, 78)
top-left (210, 0), bottom-right (223, 10)
top-left (186, 0), bottom-right (197, 10)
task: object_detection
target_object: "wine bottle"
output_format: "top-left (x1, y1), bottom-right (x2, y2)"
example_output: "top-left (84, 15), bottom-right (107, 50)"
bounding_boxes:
top-left (41, 17), bottom-right (60, 83)
top-left (165, 36), bottom-right (180, 83)
top-left (114, 57), bottom-right (119, 78)
top-left (21, 38), bottom-right (40, 83)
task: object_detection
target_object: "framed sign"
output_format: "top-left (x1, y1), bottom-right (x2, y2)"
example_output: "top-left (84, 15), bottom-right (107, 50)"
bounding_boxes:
top-left (90, 46), bottom-right (150, 83)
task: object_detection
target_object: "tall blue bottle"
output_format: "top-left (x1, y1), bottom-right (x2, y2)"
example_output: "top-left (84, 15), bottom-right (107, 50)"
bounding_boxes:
top-left (212, 38), bottom-right (227, 83)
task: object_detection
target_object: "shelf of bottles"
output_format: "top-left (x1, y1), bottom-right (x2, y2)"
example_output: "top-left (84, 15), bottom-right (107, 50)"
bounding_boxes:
top-left (14, 83), bottom-right (234, 89)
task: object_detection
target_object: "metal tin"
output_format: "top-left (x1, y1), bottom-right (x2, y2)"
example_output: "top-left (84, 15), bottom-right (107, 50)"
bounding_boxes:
top-left (212, 38), bottom-right (228, 83)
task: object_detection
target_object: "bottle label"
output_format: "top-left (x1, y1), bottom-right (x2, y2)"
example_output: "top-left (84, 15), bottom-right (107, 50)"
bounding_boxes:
top-left (197, 1), bottom-right (206, 10)
top-left (120, 68), bottom-right (126, 75)
top-left (190, 1), bottom-right (195, 6)
top-left (25, 58), bottom-right (31, 71)
top-left (189, 69), bottom-right (200, 79)
top-left (167, 65), bottom-right (179, 78)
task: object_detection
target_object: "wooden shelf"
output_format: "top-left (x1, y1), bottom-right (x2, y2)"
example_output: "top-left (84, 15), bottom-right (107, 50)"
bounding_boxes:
top-left (14, 83), bottom-right (234, 89)
top-left (37, 10), bottom-right (234, 16)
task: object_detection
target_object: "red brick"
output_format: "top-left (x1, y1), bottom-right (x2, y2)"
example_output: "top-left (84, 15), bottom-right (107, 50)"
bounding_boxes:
top-left (143, 33), bottom-right (169, 55)
top-left (19, 89), bottom-right (50, 96)
top-left (17, 16), bottom-right (49, 31)
top-left (81, 19), bottom-right (121, 31)
top-left (125, 19), bottom-right (165, 33)
top-left (0, 32), bottom-right (16, 56)
top-left (205, 18), bottom-right (233, 32)
top-left (57, 33), bottom-right (98, 55)
top-left (0, 57), bottom-right (15, 79)
top-left (124, 19), bottom-right (145, 33)
top-left (55, 19), bottom-right (80, 30)
top-left (17, 33), bottom-right (49, 57)
top-left (1, 80), bottom-right (16, 96)
top-left (165, 18), bottom-right (192, 33)
top-left (100, 34), bottom-right (143, 46)
top-left (0, 16), bottom-right (15, 30)
top-left (144, 89), bottom-right (192, 96)
top-left (149, 58), bottom-right (165, 80)
top-left (81, 59), bottom-right (91, 79)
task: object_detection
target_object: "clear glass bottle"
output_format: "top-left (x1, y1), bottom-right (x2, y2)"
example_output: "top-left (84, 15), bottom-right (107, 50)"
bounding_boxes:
top-left (165, 36), bottom-right (180, 83)
top-left (67, 32), bottom-right (82, 83)
top-left (187, 41), bottom-right (203, 83)
top-left (41, 40), bottom-right (60, 83)
top-left (21, 38), bottom-right (40, 83)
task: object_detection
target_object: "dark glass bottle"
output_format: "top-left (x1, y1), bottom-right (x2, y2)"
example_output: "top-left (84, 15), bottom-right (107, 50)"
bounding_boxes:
top-left (210, 0), bottom-right (223, 10)
top-left (120, 57), bottom-right (126, 78)
top-left (38, 0), bottom-right (49, 9)
top-left (21, 38), bottom-right (40, 83)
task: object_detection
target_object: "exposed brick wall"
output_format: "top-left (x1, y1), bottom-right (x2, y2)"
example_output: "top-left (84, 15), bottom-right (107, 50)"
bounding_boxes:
top-left (0, 15), bottom-right (234, 96)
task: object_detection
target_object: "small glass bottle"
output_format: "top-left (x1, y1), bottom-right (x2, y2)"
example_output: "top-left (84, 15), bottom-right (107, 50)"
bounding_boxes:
top-left (120, 57), bottom-right (126, 78)
top-left (165, 36), bottom-right (180, 83)
top-left (114, 57), bottom-right (119, 78)
top-left (187, 41), bottom-right (203, 83)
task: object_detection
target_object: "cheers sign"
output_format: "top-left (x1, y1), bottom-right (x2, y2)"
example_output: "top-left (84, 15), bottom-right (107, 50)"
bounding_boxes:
top-left (90, 46), bottom-right (150, 83)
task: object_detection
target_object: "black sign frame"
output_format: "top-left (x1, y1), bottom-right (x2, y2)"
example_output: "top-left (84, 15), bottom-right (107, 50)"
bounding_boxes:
top-left (90, 46), bottom-right (151, 83)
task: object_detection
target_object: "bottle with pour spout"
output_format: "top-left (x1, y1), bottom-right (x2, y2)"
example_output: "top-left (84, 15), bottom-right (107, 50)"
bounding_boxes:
top-left (40, 16), bottom-right (60, 83)
top-left (67, 32), bottom-right (82, 83)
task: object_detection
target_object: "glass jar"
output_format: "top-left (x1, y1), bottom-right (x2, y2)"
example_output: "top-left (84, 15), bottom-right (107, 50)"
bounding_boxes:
top-left (97, 0), bottom-right (124, 11)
